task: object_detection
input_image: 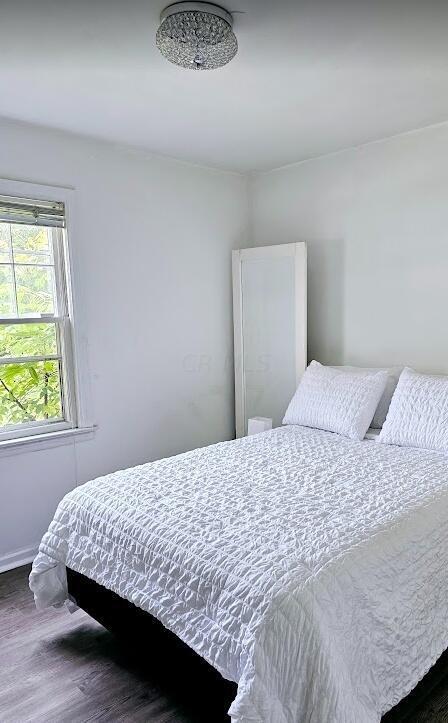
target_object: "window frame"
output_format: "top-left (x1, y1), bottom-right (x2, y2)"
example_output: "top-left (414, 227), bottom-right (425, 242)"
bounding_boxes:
top-left (0, 179), bottom-right (92, 446)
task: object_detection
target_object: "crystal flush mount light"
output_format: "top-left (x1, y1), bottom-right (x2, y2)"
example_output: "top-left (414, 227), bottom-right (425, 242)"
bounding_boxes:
top-left (156, 2), bottom-right (238, 70)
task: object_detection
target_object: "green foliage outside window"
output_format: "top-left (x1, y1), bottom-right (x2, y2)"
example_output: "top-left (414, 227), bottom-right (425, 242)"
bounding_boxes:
top-left (0, 223), bottom-right (63, 429)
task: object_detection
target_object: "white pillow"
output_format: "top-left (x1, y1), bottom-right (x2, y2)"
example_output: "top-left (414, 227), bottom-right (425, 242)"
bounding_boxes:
top-left (331, 365), bottom-right (402, 428)
top-left (379, 367), bottom-right (448, 453)
top-left (283, 361), bottom-right (388, 441)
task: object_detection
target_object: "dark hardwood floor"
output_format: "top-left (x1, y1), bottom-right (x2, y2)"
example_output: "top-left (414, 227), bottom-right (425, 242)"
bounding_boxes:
top-left (1, 565), bottom-right (448, 722)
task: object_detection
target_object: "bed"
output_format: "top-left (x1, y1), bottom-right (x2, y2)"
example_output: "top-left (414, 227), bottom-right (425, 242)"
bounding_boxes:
top-left (30, 425), bottom-right (448, 723)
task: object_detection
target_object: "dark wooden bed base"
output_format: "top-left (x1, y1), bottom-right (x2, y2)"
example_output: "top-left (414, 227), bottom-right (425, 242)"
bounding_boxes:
top-left (67, 567), bottom-right (206, 657)
top-left (67, 568), bottom-right (448, 722)
top-left (66, 567), bottom-right (237, 686)
top-left (67, 567), bottom-right (165, 639)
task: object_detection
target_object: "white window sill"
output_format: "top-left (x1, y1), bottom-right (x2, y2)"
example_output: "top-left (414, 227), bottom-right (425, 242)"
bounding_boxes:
top-left (0, 425), bottom-right (96, 456)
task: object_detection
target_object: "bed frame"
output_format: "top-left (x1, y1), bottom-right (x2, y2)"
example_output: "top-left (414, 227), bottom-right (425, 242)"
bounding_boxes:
top-left (66, 567), bottom-right (237, 685)
top-left (67, 567), bottom-right (197, 652)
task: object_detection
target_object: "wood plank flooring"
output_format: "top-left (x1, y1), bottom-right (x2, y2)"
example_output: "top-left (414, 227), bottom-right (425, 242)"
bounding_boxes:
top-left (1, 565), bottom-right (448, 722)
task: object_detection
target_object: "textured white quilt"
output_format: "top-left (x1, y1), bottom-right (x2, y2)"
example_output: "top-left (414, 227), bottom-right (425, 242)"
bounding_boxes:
top-left (30, 426), bottom-right (448, 723)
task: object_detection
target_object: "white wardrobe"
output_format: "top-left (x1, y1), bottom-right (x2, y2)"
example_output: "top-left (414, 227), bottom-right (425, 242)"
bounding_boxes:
top-left (232, 242), bottom-right (307, 437)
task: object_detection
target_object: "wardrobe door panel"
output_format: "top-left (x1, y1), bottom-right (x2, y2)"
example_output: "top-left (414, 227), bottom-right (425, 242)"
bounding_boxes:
top-left (233, 243), bottom-right (307, 438)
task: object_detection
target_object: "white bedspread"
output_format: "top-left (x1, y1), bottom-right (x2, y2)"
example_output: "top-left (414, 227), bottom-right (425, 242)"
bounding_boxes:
top-left (30, 426), bottom-right (448, 722)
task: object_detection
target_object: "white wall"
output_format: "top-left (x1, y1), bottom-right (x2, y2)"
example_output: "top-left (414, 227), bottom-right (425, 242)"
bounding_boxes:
top-left (3, 118), bottom-right (448, 569)
top-left (0, 120), bottom-right (248, 567)
top-left (251, 123), bottom-right (448, 374)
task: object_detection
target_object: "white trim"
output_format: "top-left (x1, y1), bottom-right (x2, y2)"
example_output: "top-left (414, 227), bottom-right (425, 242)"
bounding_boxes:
top-left (294, 243), bottom-right (307, 385)
top-left (0, 178), bottom-right (94, 438)
top-left (53, 233), bottom-right (78, 429)
top-left (0, 179), bottom-right (73, 207)
top-left (0, 543), bottom-right (39, 574)
top-left (232, 249), bottom-right (244, 438)
top-left (0, 419), bottom-right (70, 442)
top-left (237, 242), bottom-right (298, 260)
top-left (0, 424), bottom-right (95, 456)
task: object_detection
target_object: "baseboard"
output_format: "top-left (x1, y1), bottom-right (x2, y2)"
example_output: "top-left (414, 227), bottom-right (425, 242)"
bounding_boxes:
top-left (0, 544), bottom-right (38, 574)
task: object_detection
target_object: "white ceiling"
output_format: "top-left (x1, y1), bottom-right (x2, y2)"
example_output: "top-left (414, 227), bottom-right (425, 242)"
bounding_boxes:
top-left (1, 0), bottom-right (448, 172)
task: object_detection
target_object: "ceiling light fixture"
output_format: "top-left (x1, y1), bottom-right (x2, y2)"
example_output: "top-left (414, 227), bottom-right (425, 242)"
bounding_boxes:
top-left (156, 2), bottom-right (238, 70)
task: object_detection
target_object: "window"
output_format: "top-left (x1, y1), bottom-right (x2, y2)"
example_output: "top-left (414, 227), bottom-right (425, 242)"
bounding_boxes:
top-left (0, 194), bottom-right (77, 441)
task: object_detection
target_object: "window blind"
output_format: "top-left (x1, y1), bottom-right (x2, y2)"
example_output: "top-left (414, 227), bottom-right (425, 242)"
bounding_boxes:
top-left (0, 195), bottom-right (65, 228)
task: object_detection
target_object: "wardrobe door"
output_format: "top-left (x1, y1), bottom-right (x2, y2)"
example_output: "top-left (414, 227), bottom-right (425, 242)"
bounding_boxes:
top-left (232, 243), bottom-right (307, 438)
